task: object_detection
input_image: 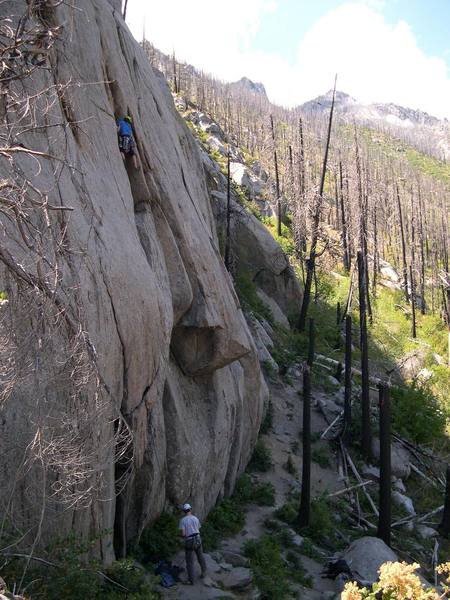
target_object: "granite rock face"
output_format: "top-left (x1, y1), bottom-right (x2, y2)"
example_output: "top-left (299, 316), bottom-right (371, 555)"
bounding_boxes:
top-left (0, 0), bottom-right (271, 560)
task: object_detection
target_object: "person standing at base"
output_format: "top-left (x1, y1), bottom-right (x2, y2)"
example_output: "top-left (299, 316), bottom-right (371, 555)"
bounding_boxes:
top-left (179, 503), bottom-right (207, 585)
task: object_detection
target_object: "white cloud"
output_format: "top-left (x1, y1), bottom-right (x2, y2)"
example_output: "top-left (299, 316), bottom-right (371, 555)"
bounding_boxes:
top-left (293, 3), bottom-right (450, 118)
top-left (126, 0), bottom-right (277, 80)
top-left (125, 1), bottom-right (450, 119)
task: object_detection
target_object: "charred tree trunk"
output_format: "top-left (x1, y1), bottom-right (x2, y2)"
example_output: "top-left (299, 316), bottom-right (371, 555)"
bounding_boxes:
top-left (270, 114), bottom-right (282, 237)
top-left (172, 52), bottom-right (178, 94)
top-left (339, 160), bottom-right (350, 272)
top-left (439, 465), bottom-right (450, 538)
top-left (372, 205), bottom-right (378, 297)
top-left (358, 251), bottom-right (372, 460)
top-left (122, 0), bottom-right (129, 20)
top-left (224, 149), bottom-right (232, 271)
top-left (396, 184), bottom-right (409, 302)
top-left (377, 384), bottom-right (391, 547)
top-left (343, 315), bottom-right (352, 443)
top-left (297, 319), bottom-right (314, 529)
top-left (298, 77), bottom-right (336, 332)
top-left (307, 317), bottom-right (315, 367)
top-left (410, 265), bottom-right (417, 338)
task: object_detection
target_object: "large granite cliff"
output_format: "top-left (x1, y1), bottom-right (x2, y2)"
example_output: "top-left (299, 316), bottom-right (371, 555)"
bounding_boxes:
top-left (0, 0), bottom-right (300, 561)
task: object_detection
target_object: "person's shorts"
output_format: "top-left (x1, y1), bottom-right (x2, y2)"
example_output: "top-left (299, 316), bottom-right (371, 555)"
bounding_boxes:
top-left (119, 135), bottom-right (135, 156)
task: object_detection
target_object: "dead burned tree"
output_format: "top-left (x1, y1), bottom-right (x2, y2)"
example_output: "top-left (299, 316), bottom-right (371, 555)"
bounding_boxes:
top-left (297, 318), bottom-right (315, 529)
top-left (439, 465), bottom-right (450, 538)
top-left (396, 184), bottom-right (409, 302)
top-left (377, 384), bottom-right (391, 546)
top-left (270, 114), bottom-right (282, 236)
top-left (358, 251), bottom-right (372, 460)
top-left (343, 315), bottom-right (352, 443)
top-left (410, 264), bottom-right (417, 338)
top-left (339, 160), bottom-right (350, 272)
top-left (224, 148), bottom-right (232, 271)
top-left (297, 77), bottom-right (336, 332)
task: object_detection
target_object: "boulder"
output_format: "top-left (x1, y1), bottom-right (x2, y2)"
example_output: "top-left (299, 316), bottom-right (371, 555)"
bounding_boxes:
top-left (371, 439), bottom-right (411, 479)
top-left (246, 315), bottom-right (278, 372)
top-left (207, 135), bottom-right (228, 156)
top-left (392, 491), bottom-right (415, 515)
top-left (220, 551), bottom-right (248, 568)
top-left (230, 162), bottom-right (265, 199)
top-left (393, 478), bottom-right (406, 493)
top-left (341, 536), bottom-right (398, 583)
top-left (209, 189), bottom-right (302, 319)
top-left (256, 289), bottom-right (289, 328)
top-left (204, 553), bottom-right (223, 574)
top-left (221, 567), bottom-right (253, 590)
top-left (416, 525), bottom-right (438, 539)
top-left (361, 465), bottom-right (380, 481)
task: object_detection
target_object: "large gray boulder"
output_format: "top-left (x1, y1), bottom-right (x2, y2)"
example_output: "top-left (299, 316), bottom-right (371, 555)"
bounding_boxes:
top-left (0, 0), bottom-right (267, 559)
top-left (371, 439), bottom-right (411, 479)
top-left (342, 537), bottom-right (398, 583)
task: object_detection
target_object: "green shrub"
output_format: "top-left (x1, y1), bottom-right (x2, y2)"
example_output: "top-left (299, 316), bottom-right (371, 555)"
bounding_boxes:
top-left (285, 550), bottom-right (313, 587)
top-left (139, 513), bottom-right (180, 562)
top-left (302, 496), bottom-right (334, 543)
top-left (311, 446), bottom-right (331, 468)
top-left (235, 474), bottom-right (275, 506)
top-left (274, 501), bottom-right (297, 525)
top-left (284, 454), bottom-right (298, 476)
top-left (234, 272), bottom-right (274, 324)
top-left (275, 496), bottom-right (334, 544)
top-left (201, 499), bottom-right (245, 551)
top-left (0, 536), bottom-right (159, 600)
top-left (390, 383), bottom-right (446, 444)
top-left (244, 535), bottom-right (292, 600)
top-left (248, 440), bottom-right (273, 472)
top-left (261, 360), bottom-right (277, 381)
top-left (103, 559), bottom-right (160, 599)
top-left (260, 399), bottom-right (274, 433)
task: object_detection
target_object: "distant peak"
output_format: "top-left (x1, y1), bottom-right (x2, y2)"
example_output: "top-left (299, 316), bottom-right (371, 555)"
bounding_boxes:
top-left (230, 77), bottom-right (267, 98)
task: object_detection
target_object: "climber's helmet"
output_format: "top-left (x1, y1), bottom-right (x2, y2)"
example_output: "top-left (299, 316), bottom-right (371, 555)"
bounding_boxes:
top-left (124, 115), bottom-right (133, 124)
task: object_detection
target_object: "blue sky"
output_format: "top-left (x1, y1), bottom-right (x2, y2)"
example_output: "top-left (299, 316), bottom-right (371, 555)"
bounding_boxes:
top-left (127, 0), bottom-right (450, 118)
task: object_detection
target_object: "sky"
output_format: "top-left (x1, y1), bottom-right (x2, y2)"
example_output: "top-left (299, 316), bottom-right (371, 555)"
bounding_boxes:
top-left (126, 0), bottom-right (450, 119)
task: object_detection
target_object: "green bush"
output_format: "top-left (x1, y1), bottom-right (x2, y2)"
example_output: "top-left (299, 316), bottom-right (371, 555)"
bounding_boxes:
top-left (235, 474), bottom-right (275, 506)
top-left (390, 383), bottom-right (446, 444)
top-left (103, 559), bottom-right (160, 599)
top-left (260, 399), bottom-right (274, 433)
top-left (248, 440), bottom-right (273, 472)
top-left (301, 496), bottom-right (334, 543)
top-left (274, 501), bottom-right (297, 525)
top-left (311, 446), bottom-right (331, 468)
top-left (139, 513), bottom-right (180, 562)
top-left (234, 272), bottom-right (274, 324)
top-left (275, 496), bottom-right (334, 544)
top-left (201, 499), bottom-right (245, 551)
top-left (0, 536), bottom-right (159, 600)
top-left (244, 535), bottom-right (292, 600)
top-left (285, 550), bottom-right (313, 587)
top-left (284, 454), bottom-right (298, 476)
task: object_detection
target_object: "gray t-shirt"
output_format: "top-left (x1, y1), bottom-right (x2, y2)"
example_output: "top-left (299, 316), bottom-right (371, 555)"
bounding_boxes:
top-left (179, 514), bottom-right (201, 537)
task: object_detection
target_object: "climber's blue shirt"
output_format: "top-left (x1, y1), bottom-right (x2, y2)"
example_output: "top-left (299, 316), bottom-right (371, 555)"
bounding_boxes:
top-left (117, 119), bottom-right (132, 137)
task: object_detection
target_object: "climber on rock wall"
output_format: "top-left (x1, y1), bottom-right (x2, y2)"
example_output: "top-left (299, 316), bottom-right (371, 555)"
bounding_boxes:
top-left (117, 115), bottom-right (138, 169)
